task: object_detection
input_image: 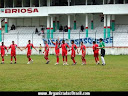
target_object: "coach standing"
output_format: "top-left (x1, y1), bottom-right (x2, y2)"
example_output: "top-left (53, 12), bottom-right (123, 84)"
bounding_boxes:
top-left (98, 38), bottom-right (106, 66)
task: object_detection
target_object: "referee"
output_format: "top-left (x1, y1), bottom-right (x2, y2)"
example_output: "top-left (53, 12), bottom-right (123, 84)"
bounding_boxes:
top-left (98, 38), bottom-right (106, 66)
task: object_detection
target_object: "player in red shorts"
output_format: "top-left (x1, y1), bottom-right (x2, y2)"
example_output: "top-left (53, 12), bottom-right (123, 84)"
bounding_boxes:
top-left (51, 38), bottom-right (60, 65)
top-left (23, 40), bottom-right (37, 64)
top-left (8, 41), bottom-right (22, 64)
top-left (60, 40), bottom-right (70, 65)
top-left (69, 40), bottom-right (78, 65)
top-left (0, 42), bottom-right (8, 64)
top-left (78, 41), bottom-right (86, 65)
top-left (93, 41), bottom-right (100, 65)
top-left (43, 41), bottom-right (50, 64)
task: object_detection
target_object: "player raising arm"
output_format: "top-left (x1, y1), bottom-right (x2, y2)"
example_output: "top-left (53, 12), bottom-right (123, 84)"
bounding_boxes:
top-left (69, 40), bottom-right (78, 65)
top-left (93, 41), bottom-right (100, 65)
top-left (0, 42), bottom-right (8, 64)
top-left (60, 40), bottom-right (70, 65)
top-left (97, 38), bottom-right (106, 66)
top-left (22, 40), bottom-right (37, 64)
top-left (7, 41), bottom-right (22, 64)
top-left (50, 38), bottom-right (60, 65)
top-left (78, 41), bottom-right (86, 65)
top-left (43, 41), bottom-right (50, 64)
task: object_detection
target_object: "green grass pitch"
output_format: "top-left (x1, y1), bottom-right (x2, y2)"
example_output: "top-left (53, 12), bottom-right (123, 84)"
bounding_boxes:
top-left (0, 55), bottom-right (128, 91)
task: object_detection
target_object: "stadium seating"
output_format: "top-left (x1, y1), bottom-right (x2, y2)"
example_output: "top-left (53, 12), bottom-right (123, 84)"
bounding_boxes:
top-left (3, 24), bottom-right (128, 47)
top-left (4, 27), bottom-right (44, 47)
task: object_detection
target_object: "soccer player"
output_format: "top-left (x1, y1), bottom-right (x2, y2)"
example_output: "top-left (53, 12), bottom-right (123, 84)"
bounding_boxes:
top-left (98, 38), bottom-right (106, 66)
top-left (60, 40), bottom-right (70, 65)
top-left (51, 38), bottom-right (60, 65)
top-left (69, 40), bottom-right (78, 65)
top-left (93, 41), bottom-right (100, 65)
top-left (8, 41), bottom-right (22, 64)
top-left (43, 41), bottom-right (50, 64)
top-left (78, 41), bottom-right (86, 65)
top-left (23, 40), bottom-right (37, 64)
top-left (0, 42), bottom-right (8, 64)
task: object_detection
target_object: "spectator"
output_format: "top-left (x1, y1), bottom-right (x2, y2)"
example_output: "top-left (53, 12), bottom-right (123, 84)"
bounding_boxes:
top-left (118, 0), bottom-right (123, 4)
top-left (39, 44), bottom-right (42, 54)
top-left (64, 25), bottom-right (68, 32)
top-left (92, 0), bottom-right (96, 5)
top-left (35, 28), bottom-right (38, 34)
top-left (108, 0), bottom-right (113, 4)
top-left (13, 24), bottom-right (15, 30)
top-left (11, 24), bottom-right (16, 30)
top-left (41, 26), bottom-right (44, 34)
top-left (81, 25), bottom-right (84, 32)
top-left (59, 25), bottom-right (63, 32)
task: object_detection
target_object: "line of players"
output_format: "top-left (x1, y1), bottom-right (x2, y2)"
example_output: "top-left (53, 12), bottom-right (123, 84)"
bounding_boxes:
top-left (0, 38), bottom-right (106, 65)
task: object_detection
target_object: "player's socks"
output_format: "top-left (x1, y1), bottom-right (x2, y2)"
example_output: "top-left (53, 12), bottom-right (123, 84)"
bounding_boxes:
top-left (66, 56), bottom-right (67, 62)
top-left (57, 57), bottom-right (59, 63)
top-left (2, 58), bottom-right (4, 61)
top-left (63, 57), bottom-right (64, 62)
top-left (56, 57), bottom-right (58, 63)
top-left (97, 57), bottom-right (99, 62)
top-left (45, 57), bottom-right (47, 63)
top-left (47, 58), bottom-right (49, 61)
top-left (84, 59), bottom-right (86, 64)
top-left (95, 58), bottom-right (97, 63)
top-left (101, 56), bottom-right (105, 65)
top-left (28, 57), bottom-right (31, 61)
top-left (72, 58), bottom-right (76, 64)
top-left (45, 57), bottom-right (48, 61)
top-left (1, 58), bottom-right (4, 64)
top-left (82, 58), bottom-right (84, 63)
top-left (11, 57), bottom-right (13, 62)
top-left (58, 57), bottom-right (59, 63)
top-left (45, 58), bottom-right (49, 64)
top-left (14, 58), bottom-right (16, 63)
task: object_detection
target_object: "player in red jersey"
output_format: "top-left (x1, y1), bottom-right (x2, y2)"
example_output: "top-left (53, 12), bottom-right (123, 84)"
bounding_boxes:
top-left (0, 42), bottom-right (8, 64)
top-left (69, 40), bottom-right (78, 65)
top-left (23, 40), bottom-right (37, 64)
top-left (8, 41), bottom-right (22, 64)
top-left (60, 40), bottom-right (70, 65)
top-left (43, 41), bottom-right (50, 64)
top-left (51, 38), bottom-right (60, 65)
top-left (93, 41), bottom-right (100, 65)
top-left (78, 41), bottom-right (86, 65)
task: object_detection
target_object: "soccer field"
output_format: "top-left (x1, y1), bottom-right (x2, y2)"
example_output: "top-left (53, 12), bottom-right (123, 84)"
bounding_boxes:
top-left (0, 55), bottom-right (128, 91)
